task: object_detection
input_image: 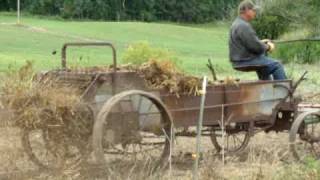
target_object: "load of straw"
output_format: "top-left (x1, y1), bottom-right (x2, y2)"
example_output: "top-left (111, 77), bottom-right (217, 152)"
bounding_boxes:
top-left (138, 60), bottom-right (203, 96)
top-left (66, 59), bottom-right (203, 96)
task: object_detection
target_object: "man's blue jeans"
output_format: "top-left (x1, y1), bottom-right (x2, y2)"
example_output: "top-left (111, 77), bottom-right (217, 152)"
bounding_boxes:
top-left (233, 55), bottom-right (287, 80)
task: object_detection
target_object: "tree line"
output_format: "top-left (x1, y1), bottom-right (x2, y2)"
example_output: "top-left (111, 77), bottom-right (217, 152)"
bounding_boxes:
top-left (1, 0), bottom-right (318, 39)
top-left (0, 0), bottom-right (241, 23)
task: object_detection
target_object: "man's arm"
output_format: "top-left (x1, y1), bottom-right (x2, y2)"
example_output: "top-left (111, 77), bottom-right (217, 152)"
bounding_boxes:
top-left (238, 24), bottom-right (268, 54)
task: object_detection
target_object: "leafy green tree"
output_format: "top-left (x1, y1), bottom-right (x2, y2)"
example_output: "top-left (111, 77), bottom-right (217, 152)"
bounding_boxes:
top-left (0, 0), bottom-right (244, 23)
top-left (0, 0), bottom-right (9, 10)
top-left (25, 0), bottom-right (63, 15)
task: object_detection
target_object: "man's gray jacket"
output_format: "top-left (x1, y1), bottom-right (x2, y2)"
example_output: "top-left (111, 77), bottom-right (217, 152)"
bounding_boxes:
top-left (229, 17), bottom-right (268, 62)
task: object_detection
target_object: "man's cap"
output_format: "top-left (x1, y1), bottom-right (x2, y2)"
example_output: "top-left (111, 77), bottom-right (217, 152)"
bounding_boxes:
top-left (238, 0), bottom-right (260, 13)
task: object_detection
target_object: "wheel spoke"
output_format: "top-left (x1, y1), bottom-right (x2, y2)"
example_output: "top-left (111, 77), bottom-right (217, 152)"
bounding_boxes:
top-left (210, 125), bottom-right (250, 154)
top-left (234, 134), bottom-right (242, 145)
top-left (226, 135), bottom-right (229, 149)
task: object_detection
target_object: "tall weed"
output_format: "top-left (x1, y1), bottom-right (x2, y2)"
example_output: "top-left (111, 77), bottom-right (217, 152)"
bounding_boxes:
top-left (122, 41), bottom-right (180, 66)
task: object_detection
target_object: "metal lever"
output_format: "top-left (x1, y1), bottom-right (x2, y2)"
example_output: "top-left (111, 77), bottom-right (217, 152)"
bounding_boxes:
top-left (292, 71), bottom-right (308, 92)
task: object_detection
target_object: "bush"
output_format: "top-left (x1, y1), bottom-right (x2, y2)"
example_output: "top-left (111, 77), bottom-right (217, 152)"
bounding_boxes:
top-left (272, 41), bottom-right (320, 64)
top-left (252, 0), bottom-right (320, 39)
top-left (252, 15), bottom-right (289, 39)
top-left (122, 42), bottom-right (180, 65)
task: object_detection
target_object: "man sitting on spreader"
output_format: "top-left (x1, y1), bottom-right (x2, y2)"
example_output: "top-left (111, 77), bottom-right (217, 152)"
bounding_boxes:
top-left (229, 0), bottom-right (287, 80)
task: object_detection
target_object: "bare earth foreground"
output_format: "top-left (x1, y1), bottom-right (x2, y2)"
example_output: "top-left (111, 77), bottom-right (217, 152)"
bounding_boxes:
top-left (0, 125), bottom-right (314, 180)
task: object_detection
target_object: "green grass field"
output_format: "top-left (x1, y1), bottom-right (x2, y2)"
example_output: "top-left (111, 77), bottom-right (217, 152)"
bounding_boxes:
top-left (0, 13), bottom-right (230, 74)
top-left (0, 13), bottom-right (319, 87)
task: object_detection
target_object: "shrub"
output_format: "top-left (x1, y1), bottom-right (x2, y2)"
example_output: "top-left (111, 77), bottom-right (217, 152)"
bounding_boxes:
top-left (252, 0), bottom-right (320, 39)
top-left (252, 15), bottom-right (289, 40)
top-left (272, 41), bottom-right (320, 64)
top-left (122, 41), bottom-right (180, 65)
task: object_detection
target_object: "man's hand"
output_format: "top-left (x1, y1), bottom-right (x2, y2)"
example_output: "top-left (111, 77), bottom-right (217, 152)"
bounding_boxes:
top-left (266, 41), bottom-right (275, 52)
top-left (261, 39), bottom-right (275, 52)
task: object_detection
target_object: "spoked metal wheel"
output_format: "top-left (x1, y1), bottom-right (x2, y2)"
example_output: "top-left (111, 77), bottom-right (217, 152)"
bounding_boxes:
top-left (210, 124), bottom-right (251, 154)
top-left (22, 104), bottom-right (94, 170)
top-left (290, 111), bottom-right (320, 161)
top-left (93, 90), bottom-right (173, 173)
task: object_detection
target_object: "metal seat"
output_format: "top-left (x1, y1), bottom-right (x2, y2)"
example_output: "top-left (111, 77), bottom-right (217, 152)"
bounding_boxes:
top-left (233, 65), bottom-right (266, 72)
top-left (234, 64), bottom-right (272, 80)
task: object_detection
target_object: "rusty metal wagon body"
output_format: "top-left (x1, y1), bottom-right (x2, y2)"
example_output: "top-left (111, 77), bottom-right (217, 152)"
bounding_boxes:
top-left (3, 42), bottom-right (320, 172)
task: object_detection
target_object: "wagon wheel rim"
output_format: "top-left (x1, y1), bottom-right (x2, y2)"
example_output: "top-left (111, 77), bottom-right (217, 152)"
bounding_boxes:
top-left (210, 125), bottom-right (251, 155)
top-left (22, 104), bottom-right (94, 170)
top-left (290, 111), bottom-right (320, 161)
top-left (22, 128), bottom-right (65, 170)
top-left (92, 90), bottom-right (173, 173)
